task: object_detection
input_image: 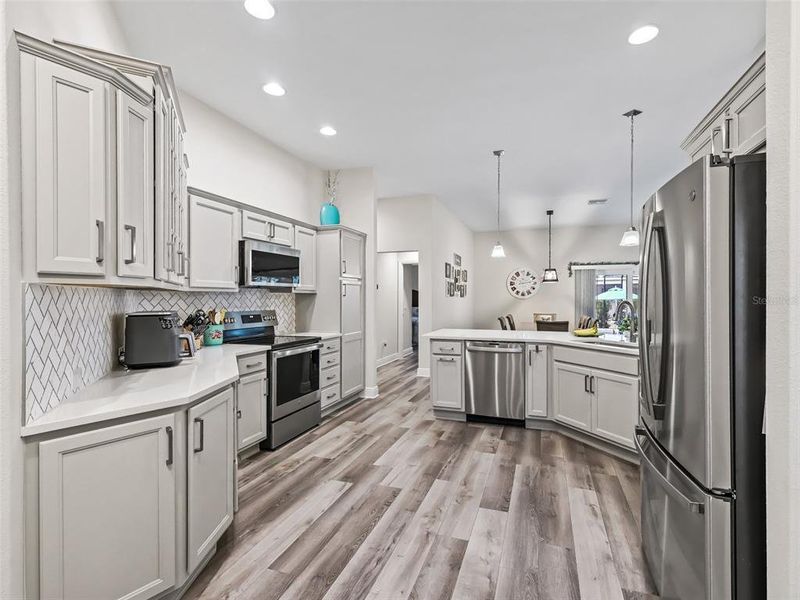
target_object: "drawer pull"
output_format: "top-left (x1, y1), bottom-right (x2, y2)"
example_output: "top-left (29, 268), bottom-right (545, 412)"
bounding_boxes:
top-left (245, 362), bottom-right (262, 369)
top-left (438, 357), bottom-right (456, 362)
top-left (326, 374), bottom-right (336, 380)
top-left (326, 392), bottom-right (337, 399)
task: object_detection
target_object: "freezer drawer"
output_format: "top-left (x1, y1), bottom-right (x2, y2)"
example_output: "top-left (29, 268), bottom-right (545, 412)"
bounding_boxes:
top-left (636, 426), bottom-right (731, 600)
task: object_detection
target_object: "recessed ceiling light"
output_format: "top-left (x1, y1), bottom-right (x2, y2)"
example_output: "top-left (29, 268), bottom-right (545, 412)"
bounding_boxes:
top-left (262, 82), bottom-right (285, 96)
top-left (244, 0), bottom-right (275, 20)
top-left (320, 126), bottom-right (337, 136)
top-left (628, 25), bottom-right (659, 45)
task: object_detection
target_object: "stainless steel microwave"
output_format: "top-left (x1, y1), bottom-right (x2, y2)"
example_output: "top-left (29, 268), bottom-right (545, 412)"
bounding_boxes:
top-left (239, 240), bottom-right (300, 287)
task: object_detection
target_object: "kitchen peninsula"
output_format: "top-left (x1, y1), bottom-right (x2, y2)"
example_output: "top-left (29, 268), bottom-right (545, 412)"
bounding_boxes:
top-left (426, 329), bottom-right (640, 457)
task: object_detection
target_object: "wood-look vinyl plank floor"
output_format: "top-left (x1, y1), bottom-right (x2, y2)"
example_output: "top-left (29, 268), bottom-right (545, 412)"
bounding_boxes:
top-left (185, 352), bottom-right (657, 600)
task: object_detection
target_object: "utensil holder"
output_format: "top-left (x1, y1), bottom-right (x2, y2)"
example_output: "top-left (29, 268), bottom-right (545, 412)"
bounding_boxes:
top-left (203, 324), bottom-right (224, 346)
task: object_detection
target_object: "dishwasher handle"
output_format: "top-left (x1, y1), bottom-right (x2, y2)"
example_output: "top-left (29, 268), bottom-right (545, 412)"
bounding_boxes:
top-left (466, 345), bottom-right (523, 354)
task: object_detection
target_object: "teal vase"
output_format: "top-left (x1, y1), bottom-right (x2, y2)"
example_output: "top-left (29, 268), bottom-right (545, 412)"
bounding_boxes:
top-left (320, 201), bottom-right (340, 225)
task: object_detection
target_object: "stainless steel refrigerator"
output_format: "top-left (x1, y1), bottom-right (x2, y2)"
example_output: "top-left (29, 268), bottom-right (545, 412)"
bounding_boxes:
top-left (635, 153), bottom-right (766, 599)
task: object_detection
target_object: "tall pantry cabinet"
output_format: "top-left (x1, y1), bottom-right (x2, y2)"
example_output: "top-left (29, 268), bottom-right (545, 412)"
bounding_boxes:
top-left (296, 228), bottom-right (367, 403)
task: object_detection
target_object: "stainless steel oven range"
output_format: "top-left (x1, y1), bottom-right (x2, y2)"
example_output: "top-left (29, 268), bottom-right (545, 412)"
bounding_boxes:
top-left (222, 310), bottom-right (322, 448)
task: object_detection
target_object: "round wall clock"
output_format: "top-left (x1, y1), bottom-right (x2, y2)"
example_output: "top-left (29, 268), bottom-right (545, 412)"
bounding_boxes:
top-left (506, 268), bottom-right (540, 299)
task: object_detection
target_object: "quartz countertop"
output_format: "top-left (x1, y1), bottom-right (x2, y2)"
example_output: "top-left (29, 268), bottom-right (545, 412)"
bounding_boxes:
top-left (425, 329), bottom-right (639, 356)
top-left (279, 331), bottom-right (342, 340)
top-left (21, 344), bottom-right (270, 438)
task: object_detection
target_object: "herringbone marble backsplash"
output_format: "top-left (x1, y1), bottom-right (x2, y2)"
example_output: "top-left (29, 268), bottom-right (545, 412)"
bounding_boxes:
top-left (24, 284), bottom-right (296, 423)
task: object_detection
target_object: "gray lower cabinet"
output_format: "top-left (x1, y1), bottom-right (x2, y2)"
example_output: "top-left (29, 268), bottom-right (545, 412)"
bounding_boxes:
top-left (553, 360), bottom-right (638, 449)
top-left (553, 361), bottom-right (593, 431)
top-left (592, 369), bottom-right (638, 449)
top-left (38, 413), bottom-right (177, 600)
top-left (341, 279), bottom-right (365, 398)
top-left (525, 344), bottom-right (548, 418)
top-left (237, 371), bottom-right (268, 450)
top-left (431, 352), bottom-right (464, 411)
top-left (187, 387), bottom-right (235, 572)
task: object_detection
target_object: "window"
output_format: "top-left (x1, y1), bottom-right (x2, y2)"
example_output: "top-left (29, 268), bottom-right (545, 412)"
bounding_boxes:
top-left (574, 266), bottom-right (639, 330)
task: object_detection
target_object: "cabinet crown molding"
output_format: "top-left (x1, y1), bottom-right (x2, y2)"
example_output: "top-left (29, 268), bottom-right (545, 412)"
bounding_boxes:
top-left (680, 52), bottom-right (765, 151)
top-left (15, 31), bottom-right (152, 106)
top-left (52, 38), bottom-right (186, 132)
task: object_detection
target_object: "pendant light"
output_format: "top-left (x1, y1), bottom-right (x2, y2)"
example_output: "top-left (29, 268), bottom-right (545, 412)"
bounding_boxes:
top-left (490, 150), bottom-right (506, 258)
top-left (543, 209), bottom-right (558, 282)
top-left (620, 109), bottom-right (642, 247)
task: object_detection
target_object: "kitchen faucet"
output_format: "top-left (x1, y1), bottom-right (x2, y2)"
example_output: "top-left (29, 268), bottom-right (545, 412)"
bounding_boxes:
top-left (616, 300), bottom-right (638, 343)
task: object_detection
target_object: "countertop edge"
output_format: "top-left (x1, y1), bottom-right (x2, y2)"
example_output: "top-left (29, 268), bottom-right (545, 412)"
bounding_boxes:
top-left (424, 329), bottom-right (639, 356)
top-left (20, 344), bottom-right (270, 439)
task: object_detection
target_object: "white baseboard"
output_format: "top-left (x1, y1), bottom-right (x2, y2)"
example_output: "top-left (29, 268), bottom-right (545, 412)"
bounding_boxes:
top-left (362, 385), bottom-right (380, 399)
top-left (416, 367), bottom-right (430, 378)
top-left (401, 347), bottom-right (414, 357)
top-left (376, 353), bottom-right (400, 368)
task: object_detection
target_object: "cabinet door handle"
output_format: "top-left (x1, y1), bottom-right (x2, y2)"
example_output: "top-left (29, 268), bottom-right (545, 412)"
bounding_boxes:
top-left (722, 114), bottom-right (734, 155)
top-left (234, 264), bottom-right (239, 285)
top-left (342, 259), bottom-right (347, 274)
top-left (584, 374), bottom-right (590, 393)
top-left (124, 224), bottom-right (137, 265)
top-left (194, 417), bottom-right (205, 453)
top-left (342, 285), bottom-right (347, 298)
top-left (95, 219), bottom-right (104, 263)
top-left (166, 426), bottom-right (174, 466)
top-left (165, 240), bottom-right (174, 272)
top-left (589, 375), bottom-right (595, 394)
top-left (236, 409), bottom-right (242, 419)
top-left (268, 222), bottom-right (275, 239)
top-left (176, 250), bottom-right (185, 276)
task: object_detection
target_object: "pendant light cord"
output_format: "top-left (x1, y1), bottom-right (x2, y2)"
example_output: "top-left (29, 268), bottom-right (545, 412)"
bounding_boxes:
top-left (496, 151), bottom-right (502, 236)
top-left (547, 209), bottom-right (554, 269)
top-left (629, 113), bottom-right (634, 228)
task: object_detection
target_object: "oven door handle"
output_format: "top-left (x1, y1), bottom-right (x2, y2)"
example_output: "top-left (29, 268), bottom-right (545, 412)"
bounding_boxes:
top-left (271, 342), bottom-right (324, 359)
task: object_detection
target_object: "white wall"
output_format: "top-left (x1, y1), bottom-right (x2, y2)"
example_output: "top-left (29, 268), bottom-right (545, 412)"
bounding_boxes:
top-left (377, 195), bottom-right (474, 374)
top-left (472, 224), bottom-right (639, 329)
top-left (376, 252), bottom-right (399, 363)
top-left (179, 93), bottom-right (323, 224)
top-left (765, 3), bottom-right (800, 597)
top-left (336, 168), bottom-right (378, 396)
top-left (431, 199), bottom-right (475, 330)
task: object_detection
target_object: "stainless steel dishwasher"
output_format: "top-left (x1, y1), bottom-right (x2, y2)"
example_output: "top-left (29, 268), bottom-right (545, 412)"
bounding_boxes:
top-left (464, 340), bottom-right (525, 420)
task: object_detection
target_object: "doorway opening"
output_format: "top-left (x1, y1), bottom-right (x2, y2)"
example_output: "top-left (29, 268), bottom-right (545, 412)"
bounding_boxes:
top-left (377, 251), bottom-right (419, 370)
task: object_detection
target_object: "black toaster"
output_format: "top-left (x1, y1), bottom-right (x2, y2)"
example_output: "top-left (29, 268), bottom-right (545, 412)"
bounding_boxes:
top-left (121, 311), bottom-right (195, 369)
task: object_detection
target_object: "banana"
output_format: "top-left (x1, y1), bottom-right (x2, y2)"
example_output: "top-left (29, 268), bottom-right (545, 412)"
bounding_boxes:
top-left (573, 324), bottom-right (599, 337)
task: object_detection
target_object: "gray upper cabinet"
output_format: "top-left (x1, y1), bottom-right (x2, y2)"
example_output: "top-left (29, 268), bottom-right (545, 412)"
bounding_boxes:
top-left (341, 230), bottom-right (364, 279)
top-left (38, 413), bottom-right (177, 600)
top-left (242, 210), bottom-right (295, 247)
top-left (189, 195), bottom-right (240, 289)
top-left (24, 51), bottom-right (110, 276)
top-left (682, 52), bottom-right (765, 161)
top-left (116, 91), bottom-right (154, 278)
top-left (187, 387), bottom-right (235, 572)
top-left (294, 225), bottom-right (317, 293)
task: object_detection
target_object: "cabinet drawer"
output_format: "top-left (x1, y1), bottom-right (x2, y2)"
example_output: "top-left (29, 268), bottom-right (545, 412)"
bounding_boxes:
top-left (321, 364), bottom-right (340, 387)
top-left (321, 352), bottom-right (340, 369)
top-left (431, 340), bottom-right (462, 356)
top-left (321, 338), bottom-right (341, 354)
top-left (321, 384), bottom-right (341, 409)
top-left (552, 345), bottom-right (638, 376)
top-left (237, 353), bottom-right (267, 375)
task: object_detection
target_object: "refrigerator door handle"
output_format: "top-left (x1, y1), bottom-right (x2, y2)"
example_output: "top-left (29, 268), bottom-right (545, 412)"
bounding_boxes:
top-left (634, 426), bottom-right (704, 514)
top-left (639, 209), bottom-right (656, 417)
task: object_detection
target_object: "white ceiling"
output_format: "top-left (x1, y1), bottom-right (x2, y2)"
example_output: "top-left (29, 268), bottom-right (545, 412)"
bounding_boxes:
top-left (112, 0), bottom-right (765, 231)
